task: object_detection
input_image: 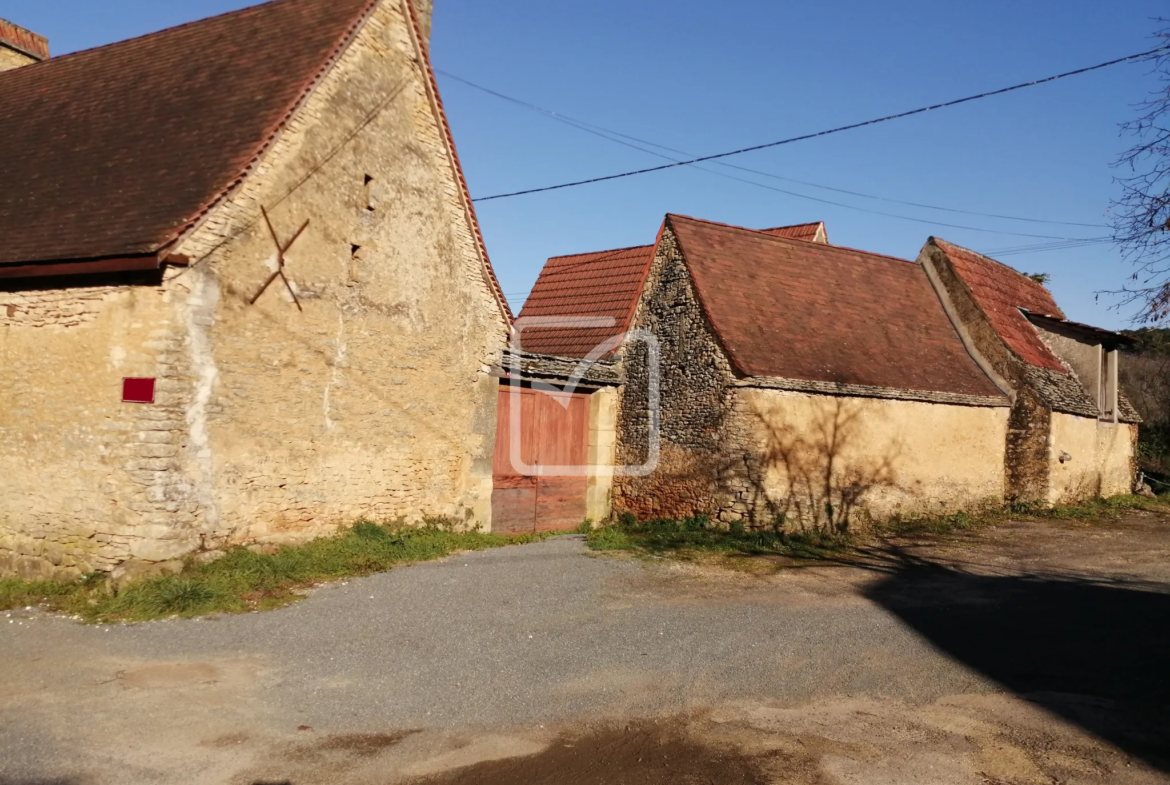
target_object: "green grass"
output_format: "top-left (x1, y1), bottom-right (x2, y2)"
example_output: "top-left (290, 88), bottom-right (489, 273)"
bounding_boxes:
top-left (585, 512), bottom-right (849, 562)
top-left (0, 520), bottom-right (547, 623)
top-left (587, 494), bottom-right (1170, 565)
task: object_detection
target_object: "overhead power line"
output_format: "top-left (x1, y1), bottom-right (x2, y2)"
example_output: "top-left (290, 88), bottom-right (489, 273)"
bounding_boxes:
top-left (465, 45), bottom-right (1168, 204)
top-left (438, 69), bottom-right (1107, 230)
top-left (441, 71), bottom-right (1097, 241)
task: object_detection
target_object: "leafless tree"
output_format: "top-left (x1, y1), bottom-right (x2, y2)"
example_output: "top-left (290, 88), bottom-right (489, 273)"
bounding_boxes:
top-left (1112, 26), bottom-right (1170, 320)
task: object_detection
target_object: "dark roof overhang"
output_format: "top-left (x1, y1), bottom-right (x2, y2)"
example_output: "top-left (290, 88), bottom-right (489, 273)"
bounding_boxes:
top-left (1022, 310), bottom-right (1136, 348)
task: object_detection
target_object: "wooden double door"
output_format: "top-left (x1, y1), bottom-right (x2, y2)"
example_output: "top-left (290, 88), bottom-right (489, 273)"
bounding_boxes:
top-left (491, 385), bottom-right (590, 533)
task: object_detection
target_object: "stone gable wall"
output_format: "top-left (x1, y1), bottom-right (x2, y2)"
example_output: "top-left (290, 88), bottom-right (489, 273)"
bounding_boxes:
top-left (0, 0), bottom-right (508, 579)
top-left (612, 226), bottom-right (738, 520)
top-left (920, 243), bottom-right (1052, 502)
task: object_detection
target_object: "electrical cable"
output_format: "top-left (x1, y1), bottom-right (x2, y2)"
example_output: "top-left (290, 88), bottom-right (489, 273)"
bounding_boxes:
top-left (464, 45), bottom-right (1168, 203)
top-left (438, 69), bottom-right (1109, 229)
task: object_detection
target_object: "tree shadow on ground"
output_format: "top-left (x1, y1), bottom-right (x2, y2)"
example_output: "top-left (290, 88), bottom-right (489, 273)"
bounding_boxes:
top-left (860, 547), bottom-right (1170, 771)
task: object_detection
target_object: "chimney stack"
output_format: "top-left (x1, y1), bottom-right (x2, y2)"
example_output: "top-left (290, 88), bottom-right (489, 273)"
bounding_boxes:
top-left (0, 18), bottom-right (48, 72)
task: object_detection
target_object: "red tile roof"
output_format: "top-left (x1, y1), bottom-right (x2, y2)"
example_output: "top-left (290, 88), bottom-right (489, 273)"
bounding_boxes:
top-left (516, 243), bottom-right (657, 358)
top-left (933, 239), bottom-right (1067, 372)
top-left (671, 215), bottom-right (1005, 397)
top-left (759, 221), bottom-right (827, 243)
top-left (516, 222), bottom-right (827, 358)
top-left (0, 0), bottom-right (377, 272)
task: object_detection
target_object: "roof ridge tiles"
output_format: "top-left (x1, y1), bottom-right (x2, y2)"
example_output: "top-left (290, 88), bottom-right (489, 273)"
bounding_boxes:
top-left (666, 213), bottom-right (914, 265)
top-left (547, 243), bottom-right (655, 262)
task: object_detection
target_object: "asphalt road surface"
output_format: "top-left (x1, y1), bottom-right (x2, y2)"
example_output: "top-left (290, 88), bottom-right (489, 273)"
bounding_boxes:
top-left (2, 519), bottom-right (1168, 785)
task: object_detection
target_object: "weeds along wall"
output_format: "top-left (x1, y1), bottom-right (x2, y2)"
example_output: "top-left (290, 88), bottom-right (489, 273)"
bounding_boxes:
top-left (0, 0), bottom-right (509, 580)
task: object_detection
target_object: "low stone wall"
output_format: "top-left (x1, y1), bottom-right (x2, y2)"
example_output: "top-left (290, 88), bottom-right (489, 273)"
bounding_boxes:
top-left (722, 388), bottom-right (1009, 530)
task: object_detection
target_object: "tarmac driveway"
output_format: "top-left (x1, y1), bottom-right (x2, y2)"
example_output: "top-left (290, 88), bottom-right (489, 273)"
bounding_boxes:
top-left (2, 517), bottom-right (1168, 784)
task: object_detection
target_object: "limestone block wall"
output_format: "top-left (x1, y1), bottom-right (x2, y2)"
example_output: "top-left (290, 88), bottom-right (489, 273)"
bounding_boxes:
top-left (1048, 414), bottom-right (1136, 503)
top-left (0, 46), bottom-right (35, 71)
top-left (0, 277), bottom-right (205, 578)
top-left (724, 388), bottom-right (1009, 529)
top-left (0, 0), bottom-right (508, 578)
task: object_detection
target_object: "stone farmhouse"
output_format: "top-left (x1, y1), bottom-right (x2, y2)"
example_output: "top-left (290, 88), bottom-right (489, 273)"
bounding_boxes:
top-left (513, 214), bottom-right (1138, 532)
top-left (0, 0), bottom-right (511, 580)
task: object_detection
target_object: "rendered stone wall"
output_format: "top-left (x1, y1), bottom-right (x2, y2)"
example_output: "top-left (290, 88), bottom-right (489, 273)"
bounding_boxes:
top-left (585, 387), bottom-right (618, 523)
top-left (0, 0), bottom-right (508, 578)
top-left (1049, 414), bottom-right (1135, 503)
top-left (725, 388), bottom-right (1009, 529)
top-left (920, 244), bottom-right (1052, 502)
top-left (920, 241), bottom-right (1137, 504)
top-left (0, 45), bottom-right (35, 71)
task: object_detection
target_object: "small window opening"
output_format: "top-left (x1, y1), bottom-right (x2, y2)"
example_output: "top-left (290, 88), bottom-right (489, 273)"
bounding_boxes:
top-left (351, 244), bottom-right (362, 258)
top-left (364, 175), bottom-right (376, 211)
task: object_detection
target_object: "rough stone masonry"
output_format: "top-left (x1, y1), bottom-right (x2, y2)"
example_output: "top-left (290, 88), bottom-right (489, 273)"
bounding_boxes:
top-left (0, 0), bottom-right (510, 580)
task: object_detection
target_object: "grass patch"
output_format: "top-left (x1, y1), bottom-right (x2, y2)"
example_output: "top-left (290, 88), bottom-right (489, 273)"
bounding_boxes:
top-left (0, 520), bottom-right (546, 623)
top-left (882, 493), bottom-right (1170, 537)
top-left (586, 513), bottom-right (849, 562)
top-left (588, 494), bottom-right (1170, 566)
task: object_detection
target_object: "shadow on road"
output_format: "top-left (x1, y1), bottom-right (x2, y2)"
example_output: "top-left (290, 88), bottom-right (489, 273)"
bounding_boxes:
top-left (860, 547), bottom-right (1170, 772)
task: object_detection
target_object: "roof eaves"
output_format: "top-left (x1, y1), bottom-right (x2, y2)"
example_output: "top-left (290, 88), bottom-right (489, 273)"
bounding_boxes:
top-left (1023, 310), bottom-right (1136, 345)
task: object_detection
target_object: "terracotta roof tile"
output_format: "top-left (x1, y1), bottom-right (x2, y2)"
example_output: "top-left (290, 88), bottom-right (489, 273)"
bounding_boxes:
top-left (518, 222), bottom-right (826, 359)
top-left (516, 244), bottom-right (656, 358)
top-left (670, 215), bottom-right (1005, 398)
top-left (0, 0), bottom-right (376, 270)
top-left (933, 239), bottom-right (1067, 372)
top-left (759, 221), bottom-right (826, 243)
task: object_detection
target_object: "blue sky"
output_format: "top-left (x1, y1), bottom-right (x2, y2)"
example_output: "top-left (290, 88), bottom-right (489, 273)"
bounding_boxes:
top-left (7, 0), bottom-right (1166, 326)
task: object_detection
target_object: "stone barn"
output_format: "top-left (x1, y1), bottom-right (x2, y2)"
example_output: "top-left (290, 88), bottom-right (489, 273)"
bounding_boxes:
top-left (0, 0), bottom-right (511, 580)
top-left (613, 215), bottom-right (1013, 529)
top-left (919, 238), bottom-right (1139, 504)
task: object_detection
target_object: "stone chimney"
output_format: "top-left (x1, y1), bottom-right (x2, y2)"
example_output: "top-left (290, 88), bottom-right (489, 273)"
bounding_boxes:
top-left (0, 18), bottom-right (48, 71)
top-left (413, 0), bottom-right (433, 42)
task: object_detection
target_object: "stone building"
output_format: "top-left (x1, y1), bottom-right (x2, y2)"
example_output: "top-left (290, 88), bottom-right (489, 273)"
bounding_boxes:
top-left (615, 216), bottom-right (1012, 528)
top-left (499, 221), bottom-right (830, 532)
top-left (0, 0), bottom-right (511, 579)
top-left (919, 238), bottom-right (1139, 504)
top-left (519, 214), bottom-right (1138, 530)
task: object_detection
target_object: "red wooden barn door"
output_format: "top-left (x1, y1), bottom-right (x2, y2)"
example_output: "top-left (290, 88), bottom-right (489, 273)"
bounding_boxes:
top-left (491, 386), bottom-right (590, 534)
